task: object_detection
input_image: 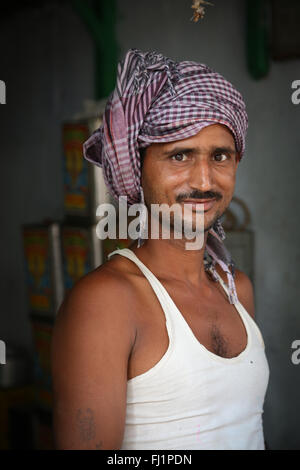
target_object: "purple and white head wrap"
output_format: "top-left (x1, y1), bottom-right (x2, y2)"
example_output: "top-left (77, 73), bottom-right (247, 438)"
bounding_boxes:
top-left (83, 48), bottom-right (248, 304)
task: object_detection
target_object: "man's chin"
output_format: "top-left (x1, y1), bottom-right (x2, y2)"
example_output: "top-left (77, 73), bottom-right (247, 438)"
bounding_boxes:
top-left (188, 211), bottom-right (221, 232)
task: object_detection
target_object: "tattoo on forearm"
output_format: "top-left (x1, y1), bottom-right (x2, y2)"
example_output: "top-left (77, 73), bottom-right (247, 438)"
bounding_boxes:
top-left (76, 408), bottom-right (96, 442)
top-left (95, 441), bottom-right (103, 449)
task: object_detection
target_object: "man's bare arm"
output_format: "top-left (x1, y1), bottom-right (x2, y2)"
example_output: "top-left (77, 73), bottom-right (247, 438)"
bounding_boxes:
top-left (51, 269), bottom-right (136, 449)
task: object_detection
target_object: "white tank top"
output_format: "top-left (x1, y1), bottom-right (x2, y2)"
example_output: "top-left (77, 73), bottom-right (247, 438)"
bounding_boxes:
top-left (108, 248), bottom-right (270, 450)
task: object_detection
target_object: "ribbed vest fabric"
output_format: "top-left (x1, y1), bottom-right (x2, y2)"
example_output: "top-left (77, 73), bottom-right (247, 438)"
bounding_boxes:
top-left (108, 248), bottom-right (270, 450)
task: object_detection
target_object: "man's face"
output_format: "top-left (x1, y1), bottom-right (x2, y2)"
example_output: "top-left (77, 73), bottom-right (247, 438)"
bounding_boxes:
top-left (141, 123), bottom-right (240, 234)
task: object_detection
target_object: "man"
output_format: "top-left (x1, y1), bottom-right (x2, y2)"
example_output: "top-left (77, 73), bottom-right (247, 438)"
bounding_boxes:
top-left (51, 49), bottom-right (269, 450)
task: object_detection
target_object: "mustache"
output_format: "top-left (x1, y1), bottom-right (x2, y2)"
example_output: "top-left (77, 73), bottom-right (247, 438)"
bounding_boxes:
top-left (176, 190), bottom-right (222, 203)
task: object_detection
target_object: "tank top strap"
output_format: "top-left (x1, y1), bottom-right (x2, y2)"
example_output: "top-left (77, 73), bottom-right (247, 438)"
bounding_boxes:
top-left (107, 248), bottom-right (174, 327)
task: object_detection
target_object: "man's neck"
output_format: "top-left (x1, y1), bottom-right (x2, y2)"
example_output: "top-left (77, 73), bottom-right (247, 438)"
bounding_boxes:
top-left (131, 233), bottom-right (209, 287)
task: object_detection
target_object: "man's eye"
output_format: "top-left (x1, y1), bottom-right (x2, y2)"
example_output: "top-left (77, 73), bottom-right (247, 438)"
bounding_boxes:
top-left (214, 153), bottom-right (228, 162)
top-left (171, 153), bottom-right (188, 162)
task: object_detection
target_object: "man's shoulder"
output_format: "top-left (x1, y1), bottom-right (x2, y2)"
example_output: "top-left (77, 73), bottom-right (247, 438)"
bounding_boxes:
top-left (215, 265), bottom-right (255, 319)
top-left (234, 269), bottom-right (255, 319)
top-left (56, 254), bottom-right (139, 326)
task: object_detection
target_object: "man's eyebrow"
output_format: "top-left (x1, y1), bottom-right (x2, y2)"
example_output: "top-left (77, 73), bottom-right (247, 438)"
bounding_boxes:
top-left (162, 147), bottom-right (195, 156)
top-left (162, 145), bottom-right (236, 156)
top-left (212, 146), bottom-right (236, 154)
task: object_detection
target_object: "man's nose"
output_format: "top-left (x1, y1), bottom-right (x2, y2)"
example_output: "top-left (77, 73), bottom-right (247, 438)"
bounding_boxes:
top-left (188, 158), bottom-right (214, 192)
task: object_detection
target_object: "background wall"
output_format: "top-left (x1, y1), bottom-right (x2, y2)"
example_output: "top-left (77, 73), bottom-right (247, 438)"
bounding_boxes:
top-left (0, 0), bottom-right (299, 449)
top-left (0, 3), bottom-right (94, 345)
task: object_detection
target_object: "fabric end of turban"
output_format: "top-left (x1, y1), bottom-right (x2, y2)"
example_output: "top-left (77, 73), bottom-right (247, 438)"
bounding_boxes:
top-left (205, 220), bottom-right (238, 305)
top-left (128, 48), bottom-right (181, 96)
top-left (83, 127), bottom-right (103, 167)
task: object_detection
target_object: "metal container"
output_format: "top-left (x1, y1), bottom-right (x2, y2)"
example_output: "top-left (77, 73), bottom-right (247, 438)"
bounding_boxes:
top-left (61, 224), bottom-right (103, 292)
top-left (62, 118), bottom-right (111, 224)
top-left (22, 222), bottom-right (64, 318)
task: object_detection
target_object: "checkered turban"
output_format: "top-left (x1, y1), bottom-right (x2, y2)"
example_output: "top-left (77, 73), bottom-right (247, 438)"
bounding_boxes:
top-left (83, 49), bottom-right (249, 304)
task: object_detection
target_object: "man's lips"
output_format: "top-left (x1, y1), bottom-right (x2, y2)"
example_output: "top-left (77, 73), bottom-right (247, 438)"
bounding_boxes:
top-left (181, 198), bottom-right (217, 211)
